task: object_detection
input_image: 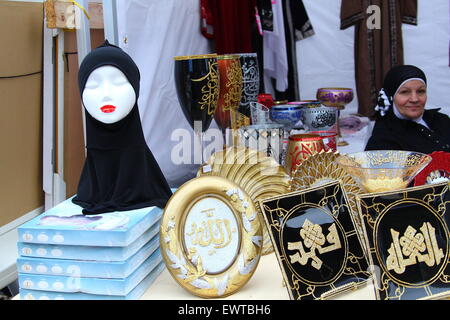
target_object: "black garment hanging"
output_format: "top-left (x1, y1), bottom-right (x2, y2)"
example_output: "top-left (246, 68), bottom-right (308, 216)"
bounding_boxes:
top-left (253, 0), bottom-right (268, 93)
top-left (257, 0), bottom-right (274, 32)
top-left (274, 0), bottom-right (314, 101)
top-left (72, 41), bottom-right (172, 215)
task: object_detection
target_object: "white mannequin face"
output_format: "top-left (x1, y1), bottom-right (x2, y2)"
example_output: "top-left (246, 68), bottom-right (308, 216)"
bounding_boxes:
top-left (82, 65), bottom-right (136, 124)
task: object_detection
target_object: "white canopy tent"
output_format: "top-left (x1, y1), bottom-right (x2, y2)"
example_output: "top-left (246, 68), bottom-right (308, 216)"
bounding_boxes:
top-left (115, 0), bottom-right (450, 187)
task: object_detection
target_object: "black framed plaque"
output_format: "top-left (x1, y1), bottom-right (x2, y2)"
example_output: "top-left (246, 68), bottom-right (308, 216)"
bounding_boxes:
top-left (357, 182), bottom-right (450, 300)
top-left (259, 181), bottom-right (370, 300)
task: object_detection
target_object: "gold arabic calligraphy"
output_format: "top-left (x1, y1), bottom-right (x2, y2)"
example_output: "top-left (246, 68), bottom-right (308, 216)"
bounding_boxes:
top-left (288, 219), bottom-right (342, 270)
top-left (386, 222), bottom-right (444, 274)
top-left (191, 61), bottom-right (219, 116)
top-left (186, 209), bottom-right (234, 250)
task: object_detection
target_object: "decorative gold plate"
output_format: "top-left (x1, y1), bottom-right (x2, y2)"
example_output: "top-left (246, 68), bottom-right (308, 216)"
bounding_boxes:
top-left (160, 176), bottom-right (262, 298)
top-left (290, 151), bottom-right (364, 236)
top-left (200, 147), bottom-right (259, 179)
top-left (198, 146), bottom-right (291, 255)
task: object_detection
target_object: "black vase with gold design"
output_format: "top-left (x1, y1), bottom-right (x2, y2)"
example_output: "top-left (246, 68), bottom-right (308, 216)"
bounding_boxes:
top-left (174, 54), bottom-right (219, 132)
top-left (236, 53), bottom-right (260, 119)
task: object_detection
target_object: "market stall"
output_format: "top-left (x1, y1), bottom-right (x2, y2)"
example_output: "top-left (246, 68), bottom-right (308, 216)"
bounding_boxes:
top-left (2, 0), bottom-right (450, 301)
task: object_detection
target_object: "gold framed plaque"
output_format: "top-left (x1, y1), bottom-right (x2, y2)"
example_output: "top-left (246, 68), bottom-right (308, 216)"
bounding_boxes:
top-left (160, 176), bottom-right (263, 298)
top-left (259, 181), bottom-right (370, 300)
top-left (357, 182), bottom-right (450, 300)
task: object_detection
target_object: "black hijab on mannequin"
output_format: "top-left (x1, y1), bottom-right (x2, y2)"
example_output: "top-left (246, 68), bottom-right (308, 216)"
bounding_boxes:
top-left (72, 40), bottom-right (172, 215)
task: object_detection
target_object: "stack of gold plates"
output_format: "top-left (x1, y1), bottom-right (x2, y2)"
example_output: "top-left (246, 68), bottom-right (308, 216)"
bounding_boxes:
top-left (198, 146), bottom-right (290, 255)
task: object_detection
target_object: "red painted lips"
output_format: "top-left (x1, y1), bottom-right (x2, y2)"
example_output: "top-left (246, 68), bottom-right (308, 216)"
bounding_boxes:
top-left (101, 105), bottom-right (116, 113)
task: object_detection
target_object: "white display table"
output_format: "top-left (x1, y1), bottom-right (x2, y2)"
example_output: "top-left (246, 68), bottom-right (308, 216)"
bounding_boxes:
top-left (141, 253), bottom-right (376, 300)
top-left (12, 252), bottom-right (376, 300)
top-left (142, 128), bottom-right (376, 300)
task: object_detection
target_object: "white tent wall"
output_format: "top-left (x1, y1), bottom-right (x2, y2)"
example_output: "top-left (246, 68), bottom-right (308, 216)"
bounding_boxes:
top-left (299, 0), bottom-right (450, 116)
top-left (116, 0), bottom-right (450, 187)
top-left (117, 0), bottom-right (218, 187)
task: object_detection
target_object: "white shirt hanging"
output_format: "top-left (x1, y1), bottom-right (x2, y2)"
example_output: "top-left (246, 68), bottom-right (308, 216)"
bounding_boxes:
top-left (263, 0), bottom-right (288, 93)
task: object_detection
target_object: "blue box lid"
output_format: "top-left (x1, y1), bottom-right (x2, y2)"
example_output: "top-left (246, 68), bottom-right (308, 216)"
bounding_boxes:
top-left (17, 232), bottom-right (160, 278)
top-left (17, 197), bottom-right (163, 247)
top-left (17, 220), bottom-right (161, 262)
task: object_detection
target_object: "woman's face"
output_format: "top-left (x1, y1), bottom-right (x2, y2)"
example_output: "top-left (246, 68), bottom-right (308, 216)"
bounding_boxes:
top-left (393, 79), bottom-right (427, 120)
top-left (82, 66), bottom-right (136, 124)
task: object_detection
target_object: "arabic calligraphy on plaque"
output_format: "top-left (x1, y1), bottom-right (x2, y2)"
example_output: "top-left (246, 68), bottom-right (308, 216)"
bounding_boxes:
top-left (186, 208), bottom-right (236, 252)
top-left (386, 222), bottom-right (444, 274)
top-left (287, 219), bottom-right (342, 270)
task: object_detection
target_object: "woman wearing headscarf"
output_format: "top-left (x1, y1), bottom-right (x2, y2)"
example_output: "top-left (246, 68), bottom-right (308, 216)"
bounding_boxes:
top-left (365, 65), bottom-right (450, 154)
top-left (72, 41), bottom-right (172, 215)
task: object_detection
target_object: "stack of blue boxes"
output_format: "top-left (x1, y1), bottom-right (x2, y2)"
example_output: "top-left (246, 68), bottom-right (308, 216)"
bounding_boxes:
top-left (15, 197), bottom-right (165, 300)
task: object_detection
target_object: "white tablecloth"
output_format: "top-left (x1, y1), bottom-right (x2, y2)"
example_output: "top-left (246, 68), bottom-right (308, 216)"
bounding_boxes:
top-left (141, 252), bottom-right (376, 300)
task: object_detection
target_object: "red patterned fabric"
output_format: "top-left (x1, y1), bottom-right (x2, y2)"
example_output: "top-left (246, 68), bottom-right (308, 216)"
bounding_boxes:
top-left (414, 151), bottom-right (450, 186)
top-left (202, 0), bottom-right (256, 54)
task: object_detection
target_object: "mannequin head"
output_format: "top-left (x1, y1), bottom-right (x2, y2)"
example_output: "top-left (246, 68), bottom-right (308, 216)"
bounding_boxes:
top-left (73, 41), bottom-right (173, 215)
top-left (82, 65), bottom-right (136, 124)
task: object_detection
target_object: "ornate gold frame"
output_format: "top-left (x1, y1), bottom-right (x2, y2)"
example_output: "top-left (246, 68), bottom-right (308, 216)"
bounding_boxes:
top-left (356, 181), bottom-right (450, 300)
top-left (160, 176), bottom-right (263, 298)
top-left (259, 181), bottom-right (370, 300)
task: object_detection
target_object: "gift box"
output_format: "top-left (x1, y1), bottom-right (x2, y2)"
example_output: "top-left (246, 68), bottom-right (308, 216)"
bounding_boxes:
top-left (18, 248), bottom-right (162, 296)
top-left (17, 197), bottom-right (163, 246)
top-left (19, 261), bottom-right (165, 300)
top-left (17, 220), bottom-right (160, 261)
top-left (17, 232), bottom-right (160, 279)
